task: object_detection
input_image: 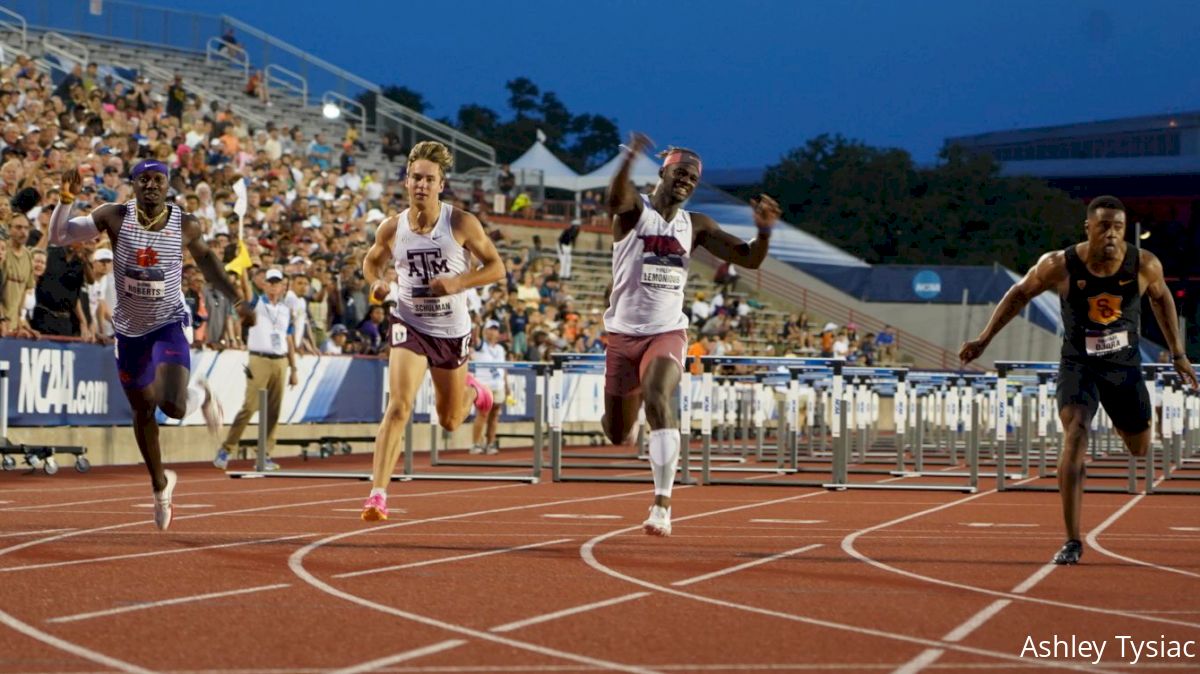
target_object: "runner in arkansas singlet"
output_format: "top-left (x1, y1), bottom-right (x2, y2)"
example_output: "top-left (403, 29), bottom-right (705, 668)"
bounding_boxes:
top-left (603, 194), bottom-right (692, 336)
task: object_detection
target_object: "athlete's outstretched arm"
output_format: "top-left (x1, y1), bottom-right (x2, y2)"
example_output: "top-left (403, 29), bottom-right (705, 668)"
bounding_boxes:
top-left (1142, 251), bottom-right (1198, 388)
top-left (48, 168), bottom-right (115, 244)
top-left (607, 132), bottom-right (653, 239)
top-left (182, 213), bottom-right (254, 326)
top-left (692, 195), bottom-right (781, 269)
top-left (431, 211), bottom-right (504, 296)
top-left (960, 251), bottom-right (1066, 365)
top-left (364, 215), bottom-right (397, 301)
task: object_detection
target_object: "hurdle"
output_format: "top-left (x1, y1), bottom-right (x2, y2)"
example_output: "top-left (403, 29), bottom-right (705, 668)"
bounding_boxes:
top-left (994, 360), bottom-right (1138, 494)
top-left (427, 361), bottom-right (548, 474)
top-left (229, 380), bottom-right (541, 483)
top-left (547, 352), bottom-right (697, 485)
top-left (0, 361), bottom-right (90, 475)
top-left (1144, 368), bottom-right (1200, 495)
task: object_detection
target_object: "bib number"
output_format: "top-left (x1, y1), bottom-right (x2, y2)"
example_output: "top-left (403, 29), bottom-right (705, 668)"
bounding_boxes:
top-left (391, 322), bottom-right (408, 347)
top-left (640, 262), bottom-right (684, 291)
top-left (123, 267), bottom-right (166, 299)
top-left (1085, 330), bottom-right (1129, 356)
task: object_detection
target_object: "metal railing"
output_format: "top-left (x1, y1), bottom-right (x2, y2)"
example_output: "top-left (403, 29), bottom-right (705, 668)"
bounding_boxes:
top-left (142, 60), bottom-right (267, 130)
top-left (41, 30), bottom-right (87, 68)
top-left (205, 35), bottom-right (247, 78)
top-left (264, 63), bottom-right (306, 104)
top-left (375, 98), bottom-right (496, 169)
top-left (693, 247), bottom-right (979, 371)
top-left (321, 91), bottom-right (365, 139)
top-left (0, 6), bottom-right (28, 51)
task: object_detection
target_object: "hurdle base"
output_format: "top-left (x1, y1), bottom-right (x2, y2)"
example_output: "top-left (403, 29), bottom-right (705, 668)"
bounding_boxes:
top-left (227, 469), bottom-right (538, 483)
top-left (823, 482), bottom-right (977, 493)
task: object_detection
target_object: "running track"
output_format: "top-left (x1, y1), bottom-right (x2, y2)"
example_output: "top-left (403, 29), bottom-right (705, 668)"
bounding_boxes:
top-left (1, 449), bottom-right (1198, 673)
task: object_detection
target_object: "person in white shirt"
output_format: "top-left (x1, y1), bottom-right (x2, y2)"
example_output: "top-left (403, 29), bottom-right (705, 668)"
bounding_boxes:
top-left (832, 330), bottom-right (850, 359)
top-left (471, 321), bottom-right (509, 454)
top-left (214, 268), bottom-right (298, 471)
top-left (284, 272), bottom-right (317, 354)
top-left (86, 247), bottom-right (116, 340)
top-left (690, 291), bottom-right (712, 326)
top-left (323, 324), bottom-right (348, 354)
top-left (336, 162), bottom-right (362, 193)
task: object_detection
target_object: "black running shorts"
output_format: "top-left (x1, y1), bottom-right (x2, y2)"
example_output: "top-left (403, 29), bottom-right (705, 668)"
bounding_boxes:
top-left (1055, 357), bottom-right (1151, 434)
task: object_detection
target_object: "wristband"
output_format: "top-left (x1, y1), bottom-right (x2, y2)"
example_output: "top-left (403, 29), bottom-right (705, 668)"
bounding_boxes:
top-left (59, 191), bottom-right (75, 203)
top-left (1172, 353), bottom-right (1188, 361)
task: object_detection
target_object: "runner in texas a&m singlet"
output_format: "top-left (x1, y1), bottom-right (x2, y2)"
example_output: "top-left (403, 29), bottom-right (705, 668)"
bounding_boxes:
top-left (358, 141), bottom-right (506, 522)
top-left (48, 160), bottom-right (252, 531)
top-left (961, 195), bottom-right (1197, 565)
top-left (603, 132), bottom-right (781, 537)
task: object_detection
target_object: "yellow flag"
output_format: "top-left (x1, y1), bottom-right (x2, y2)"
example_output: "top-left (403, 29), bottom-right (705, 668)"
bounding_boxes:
top-left (224, 239), bottom-right (253, 276)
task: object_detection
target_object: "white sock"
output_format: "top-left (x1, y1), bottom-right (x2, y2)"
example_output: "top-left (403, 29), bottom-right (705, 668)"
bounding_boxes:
top-left (370, 487), bottom-right (386, 499)
top-left (184, 381), bottom-right (206, 417)
top-left (648, 429), bottom-right (680, 498)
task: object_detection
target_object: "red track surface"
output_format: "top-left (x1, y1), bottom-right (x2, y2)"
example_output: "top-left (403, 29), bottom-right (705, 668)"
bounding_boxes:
top-left (1, 447), bottom-right (1199, 673)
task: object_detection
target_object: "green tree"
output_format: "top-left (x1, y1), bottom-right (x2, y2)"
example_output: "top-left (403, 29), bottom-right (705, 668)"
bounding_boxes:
top-left (506, 77), bottom-right (540, 120)
top-left (355, 85), bottom-right (430, 128)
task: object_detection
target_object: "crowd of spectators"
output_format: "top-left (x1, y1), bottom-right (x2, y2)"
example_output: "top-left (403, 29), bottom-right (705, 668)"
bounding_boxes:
top-left (0, 45), bottom-right (898, 367)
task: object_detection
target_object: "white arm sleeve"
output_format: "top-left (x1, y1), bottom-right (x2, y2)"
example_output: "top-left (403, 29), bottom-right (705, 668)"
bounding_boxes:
top-left (48, 202), bottom-right (100, 246)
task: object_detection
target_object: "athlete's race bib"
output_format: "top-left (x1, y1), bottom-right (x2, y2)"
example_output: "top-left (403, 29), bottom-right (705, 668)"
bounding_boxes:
top-left (412, 286), bottom-right (453, 317)
top-left (122, 267), bottom-right (165, 298)
top-left (640, 255), bottom-right (685, 291)
top-left (390, 322), bottom-right (408, 347)
top-left (1085, 329), bottom-right (1130, 356)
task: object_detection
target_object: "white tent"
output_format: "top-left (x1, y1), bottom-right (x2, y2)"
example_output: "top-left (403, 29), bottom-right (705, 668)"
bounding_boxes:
top-left (576, 150), bottom-right (662, 192)
top-left (510, 139), bottom-right (582, 192)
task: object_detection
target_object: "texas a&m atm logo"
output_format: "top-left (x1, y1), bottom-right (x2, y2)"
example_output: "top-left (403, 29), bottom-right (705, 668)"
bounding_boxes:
top-left (1087, 293), bottom-right (1121, 325)
top-left (406, 249), bottom-right (449, 281)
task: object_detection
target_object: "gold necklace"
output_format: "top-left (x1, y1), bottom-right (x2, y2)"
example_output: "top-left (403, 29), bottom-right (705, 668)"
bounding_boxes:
top-left (137, 205), bottom-right (168, 231)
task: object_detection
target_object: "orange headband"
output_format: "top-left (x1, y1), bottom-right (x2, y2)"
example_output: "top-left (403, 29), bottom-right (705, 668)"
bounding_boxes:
top-left (662, 150), bottom-right (701, 175)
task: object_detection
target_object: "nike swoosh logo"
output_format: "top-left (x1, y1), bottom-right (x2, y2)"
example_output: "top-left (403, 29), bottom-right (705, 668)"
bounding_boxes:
top-left (1119, 280), bottom-right (1134, 286)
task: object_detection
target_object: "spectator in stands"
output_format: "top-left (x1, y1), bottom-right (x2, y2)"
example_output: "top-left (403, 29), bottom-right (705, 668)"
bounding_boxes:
top-left (381, 131), bottom-right (404, 163)
top-left (217, 28), bottom-right (242, 57)
top-left (166, 74), bottom-right (186, 120)
top-left (307, 132), bottom-right (333, 171)
top-left (690, 290), bottom-right (712, 326)
top-left (33, 236), bottom-right (95, 338)
top-left (715, 261), bottom-right (740, 294)
top-left (53, 64), bottom-right (83, 102)
top-left (357, 303), bottom-right (386, 355)
top-left (1, 214), bottom-right (37, 338)
top-left (183, 266), bottom-right (207, 346)
top-left (323, 323), bottom-right (348, 354)
top-left (687, 333), bottom-right (710, 375)
top-left (20, 248), bottom-right (47, 331)
top-left (471, 321), bottom-right (508, 455)
top-left (557, 219), bottom-right (580, 280)
top-left (875, 325), bottom-right (897, 364)
top-left (497, 164), bottom-right (515, 198)
top-left (819, 326), bottom-right (835, 357)
top-left (832, 329), bottom-right (850, 359)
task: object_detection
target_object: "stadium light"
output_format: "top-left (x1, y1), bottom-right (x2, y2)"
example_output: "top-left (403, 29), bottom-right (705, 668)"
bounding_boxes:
top-left (322, 102), bottom-right (340, 120)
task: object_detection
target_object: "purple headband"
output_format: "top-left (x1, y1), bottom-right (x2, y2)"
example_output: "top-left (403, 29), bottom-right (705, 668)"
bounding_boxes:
top-left (130, 160), bottom-right (169, 179)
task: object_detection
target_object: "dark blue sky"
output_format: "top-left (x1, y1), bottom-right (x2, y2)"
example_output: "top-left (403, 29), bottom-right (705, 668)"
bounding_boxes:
top-left (155, 0), bottom-right (1199, 169)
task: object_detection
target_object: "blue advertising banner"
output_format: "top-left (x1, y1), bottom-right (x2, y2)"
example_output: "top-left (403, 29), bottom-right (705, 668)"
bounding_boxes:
top-left (0, 340), bottom-right (545, 427)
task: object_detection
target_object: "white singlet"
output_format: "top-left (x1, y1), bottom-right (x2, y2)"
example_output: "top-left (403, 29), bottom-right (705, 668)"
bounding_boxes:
top-left (112, 201), bottom-right (189, 337)
top-left (390, 202), bottom-right (471, 338)
top-left (603, 194), bottom-right (692, 335)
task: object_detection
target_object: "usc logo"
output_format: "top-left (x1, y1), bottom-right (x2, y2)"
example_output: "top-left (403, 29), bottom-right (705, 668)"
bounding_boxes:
top-left (1088, 293), bottom-right (1121, 325)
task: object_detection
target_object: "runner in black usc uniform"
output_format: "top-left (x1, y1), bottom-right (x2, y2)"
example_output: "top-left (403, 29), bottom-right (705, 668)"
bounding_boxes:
top-left (960, 196), bottom-right (1197, 565)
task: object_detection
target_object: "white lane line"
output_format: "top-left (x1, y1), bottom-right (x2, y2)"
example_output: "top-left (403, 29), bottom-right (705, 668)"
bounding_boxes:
top-left (962, 523), bottom-right (1037, 528)
top-left (0, 528), bottom-right (75, 539)
top-left (891, 648), bottom-right (945, 674)
top-left (1010, 564), bottom-right (1057, 595)
top-left (0, 479), bottom-right (346, 512)
top-left (0, 482), bottom-right (526, 674)
top-left (131, 503), bottom-right (213, 509)
top-left (542, 514), bottom-right (621, 520)
top-left (840, 483), bottom-right (1200, 631)
top-left (46, 583), bottom-right (292, 624)
top-left (1086, 486), bottom-right (1200, 579)
top-left (328, 639), bottom-right (468, 674)
top-left (672, 544), bottom-right (822, 587)
top-left (0, 533), bottom-right (314, 573)
top-left (749, 519), bottom-right (825, 524)
top-left (334, 538), bottom-right (572, 579)
top-left (581, 485), bottom-right (1106, 674)
top-left (940, 599), bottom-right (1012, 642)
top-left (292, 487), bottom-right (672, 674)
top-left (489, 592), bottom-right (652, 633)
